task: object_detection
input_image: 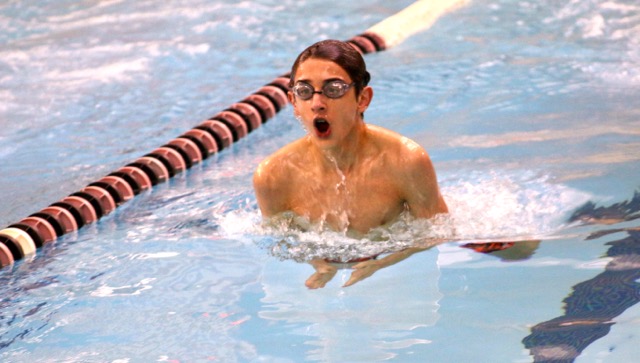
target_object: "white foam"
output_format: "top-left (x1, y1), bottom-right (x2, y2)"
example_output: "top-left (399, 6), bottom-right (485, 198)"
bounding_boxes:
top-left (218, 170), bottom-right (592, 262)
top-left (443, 171), bottom-right (592, 240)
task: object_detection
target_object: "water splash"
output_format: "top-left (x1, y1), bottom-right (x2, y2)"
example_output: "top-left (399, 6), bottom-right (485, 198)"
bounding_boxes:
top-left (324, 152), bottom-right (351, 233)
top-left (442, 170), bottom-right (592, 240)
top-left (217, 170), bottom-right (592, 263)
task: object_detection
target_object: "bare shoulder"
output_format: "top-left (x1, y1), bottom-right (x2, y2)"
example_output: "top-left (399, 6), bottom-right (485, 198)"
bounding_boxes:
top-left (253, 138), bottom-right (309, 216)
top-left (254, 138), bottom-right (307, 181)
top-left (366, 124), bottom-right (448, 216)
top-left (365, 124), bottom-right (431, 167)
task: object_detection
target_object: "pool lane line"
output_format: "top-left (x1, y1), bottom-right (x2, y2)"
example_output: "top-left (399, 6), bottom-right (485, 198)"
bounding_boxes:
top-left (0, 0), bottom-right (469, 268)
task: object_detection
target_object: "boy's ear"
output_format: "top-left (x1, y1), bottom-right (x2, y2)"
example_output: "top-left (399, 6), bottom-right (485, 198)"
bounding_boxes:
top-left (288, 91), bottom-right (300, 118)
top-left (358, 86), bottom-right (373, 114)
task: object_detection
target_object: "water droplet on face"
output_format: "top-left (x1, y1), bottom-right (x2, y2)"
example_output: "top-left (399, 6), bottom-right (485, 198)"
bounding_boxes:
top-left (295, 115), bottom-right (310, 134)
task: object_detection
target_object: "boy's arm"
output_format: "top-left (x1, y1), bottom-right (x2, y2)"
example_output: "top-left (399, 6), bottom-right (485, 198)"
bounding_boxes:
top-left (401, 146), bottom-right (448, 219)
top-left (253, 158), bottom-right (289, 217)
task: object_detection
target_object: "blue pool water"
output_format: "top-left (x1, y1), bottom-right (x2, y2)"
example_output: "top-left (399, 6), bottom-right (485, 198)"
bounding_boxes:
top-left (1, 0), bottom-right (639, 362)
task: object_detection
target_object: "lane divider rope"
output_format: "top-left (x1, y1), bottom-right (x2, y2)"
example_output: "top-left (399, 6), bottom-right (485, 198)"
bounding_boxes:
top-left (0, 0), bottom-right (469, 268)
top-left (0, 34), bottom-right (385, 268)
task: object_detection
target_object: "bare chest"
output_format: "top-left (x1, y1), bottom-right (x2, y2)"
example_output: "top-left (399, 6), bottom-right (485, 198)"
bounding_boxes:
top-left (286, 168), bottom-right (405, 233)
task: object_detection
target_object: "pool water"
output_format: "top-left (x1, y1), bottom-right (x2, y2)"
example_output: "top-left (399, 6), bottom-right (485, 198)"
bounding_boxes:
top-left (1, 0), bottom-right (639, 362)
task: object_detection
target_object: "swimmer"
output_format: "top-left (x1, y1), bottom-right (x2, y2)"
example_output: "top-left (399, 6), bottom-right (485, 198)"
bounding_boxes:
top-left (253, 39), bottom-right (448, 288)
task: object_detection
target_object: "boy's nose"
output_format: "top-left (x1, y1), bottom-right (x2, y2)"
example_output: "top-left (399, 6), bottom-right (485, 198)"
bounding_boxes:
top-left (311, 92), bottom-right (327, 112)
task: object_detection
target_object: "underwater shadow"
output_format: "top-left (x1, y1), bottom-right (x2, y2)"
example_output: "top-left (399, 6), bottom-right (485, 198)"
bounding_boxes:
top-left (522, 190), bottom-right (640, 362)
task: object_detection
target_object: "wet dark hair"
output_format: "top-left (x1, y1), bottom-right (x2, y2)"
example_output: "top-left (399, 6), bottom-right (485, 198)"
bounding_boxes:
top-left (289, 39), bottom-right (371, 97)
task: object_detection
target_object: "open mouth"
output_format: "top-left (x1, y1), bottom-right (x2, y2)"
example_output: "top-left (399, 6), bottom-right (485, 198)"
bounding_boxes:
top-left (313, 118), bottom-right (331, 138)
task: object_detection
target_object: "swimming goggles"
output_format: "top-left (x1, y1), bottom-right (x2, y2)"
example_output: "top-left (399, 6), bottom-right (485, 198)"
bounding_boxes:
top-left (292, 80), bottom-right (355, 100)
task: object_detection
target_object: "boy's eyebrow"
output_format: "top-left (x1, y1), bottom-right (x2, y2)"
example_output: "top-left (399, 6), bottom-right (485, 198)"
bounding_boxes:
top-left (295, 77), bottom-right (347, 84)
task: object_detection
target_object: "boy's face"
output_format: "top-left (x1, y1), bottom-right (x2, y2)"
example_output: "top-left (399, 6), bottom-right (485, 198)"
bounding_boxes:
top-left (289, 58), bottom-right (371, 150)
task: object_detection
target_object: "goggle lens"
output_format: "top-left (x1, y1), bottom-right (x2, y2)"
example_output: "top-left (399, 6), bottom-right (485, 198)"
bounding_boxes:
top-left (293, 81), bottom-right (354, 100)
